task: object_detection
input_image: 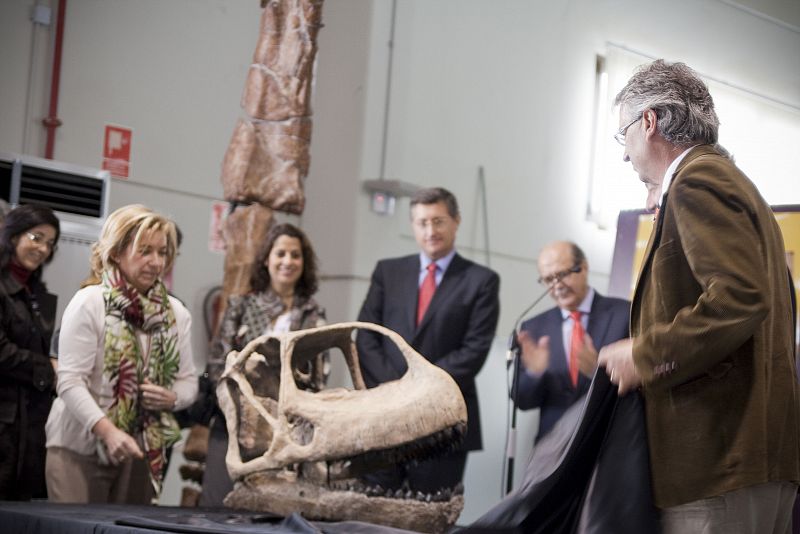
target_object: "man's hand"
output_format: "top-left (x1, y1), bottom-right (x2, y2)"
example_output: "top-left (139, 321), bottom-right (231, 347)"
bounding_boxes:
top-left (519, 331), bottom-right (550, 375)
top-left (598, 337), bottom-right (642, 395)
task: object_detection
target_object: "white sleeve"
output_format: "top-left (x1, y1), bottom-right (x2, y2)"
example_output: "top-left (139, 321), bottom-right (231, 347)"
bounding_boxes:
top-left (170, 297), bottom-right (198, 410)
top-left (56, 287), bottom-right (107, 434)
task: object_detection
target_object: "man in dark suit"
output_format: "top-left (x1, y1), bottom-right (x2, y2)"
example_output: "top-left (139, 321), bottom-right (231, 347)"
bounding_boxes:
top-left (512, 241), bottom-right (629, 442)
top-left (599, 60), bottom-right (800, 534)
top-left (356, 186), bottom-right (500, 493)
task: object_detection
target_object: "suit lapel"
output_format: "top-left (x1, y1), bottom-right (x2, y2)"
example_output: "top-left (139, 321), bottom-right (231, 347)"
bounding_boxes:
top-left (631, 193), bottom-right (667, 319)
top-left (398, 256), bottom-right (420, 341)
top-left (587, 294), bottom-right (613, 347)
top-left (547, 308), bottom-right (568, 375)
top-left (632, 145), bottom-right (712, 312)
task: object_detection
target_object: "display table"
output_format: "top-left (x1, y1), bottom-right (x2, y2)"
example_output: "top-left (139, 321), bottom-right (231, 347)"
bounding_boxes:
top-left (0, 501), bottom-right (414, 534)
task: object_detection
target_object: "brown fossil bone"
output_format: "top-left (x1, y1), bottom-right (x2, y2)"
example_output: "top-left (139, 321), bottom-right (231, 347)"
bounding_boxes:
top-left (220, 202), bottom-right (274, 297)
top-left (215, 0), bottom-right (324, 319)
top-left (220, 0), bottom-right (324, 215)
top-left (217, 321), bottom-right (468, 533)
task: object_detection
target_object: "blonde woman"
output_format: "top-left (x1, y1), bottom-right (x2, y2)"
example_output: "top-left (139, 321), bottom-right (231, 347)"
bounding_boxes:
top-left (45, 204), bottom-right (197, 504)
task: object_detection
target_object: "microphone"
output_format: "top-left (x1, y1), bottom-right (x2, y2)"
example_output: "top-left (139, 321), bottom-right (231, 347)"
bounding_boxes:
top-left (503, 281), bottom-right (555, 496)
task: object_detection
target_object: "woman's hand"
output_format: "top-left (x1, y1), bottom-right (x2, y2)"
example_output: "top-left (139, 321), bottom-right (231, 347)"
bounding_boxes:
top-left (92, 417), bottom-right (144, 465)
top-left (140, 378), bottom-right (178, 411)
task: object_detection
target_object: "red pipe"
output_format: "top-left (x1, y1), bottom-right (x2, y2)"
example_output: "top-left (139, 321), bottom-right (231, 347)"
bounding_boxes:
top-left (42, 0), bottom-right (66, 159)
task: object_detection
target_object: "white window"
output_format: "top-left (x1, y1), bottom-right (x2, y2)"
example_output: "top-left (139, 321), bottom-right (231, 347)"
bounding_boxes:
top-left (589, 45), bottom-right (800, 229)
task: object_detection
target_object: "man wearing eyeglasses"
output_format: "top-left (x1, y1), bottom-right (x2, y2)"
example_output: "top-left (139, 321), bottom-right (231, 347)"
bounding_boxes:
top-left (598, 60), bottom-right (799, 534)
top-left (356, 186), bottom-right (500, 494)
top-left (512, 241), bottom-right (629, 442)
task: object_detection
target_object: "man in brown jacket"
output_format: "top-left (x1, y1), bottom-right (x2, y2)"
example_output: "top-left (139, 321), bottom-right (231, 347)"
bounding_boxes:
top-left (598, 59), bottom-right (800, 533)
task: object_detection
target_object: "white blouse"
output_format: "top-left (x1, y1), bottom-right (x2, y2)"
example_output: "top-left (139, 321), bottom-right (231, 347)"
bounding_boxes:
top-left (45, 284), bottom-right (197, 455)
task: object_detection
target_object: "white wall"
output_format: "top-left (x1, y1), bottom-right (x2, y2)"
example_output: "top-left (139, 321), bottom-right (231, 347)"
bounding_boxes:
top-left (350, 4), bottom-right (798, 520)
top-left (1, 0), bottom-right (798, 524)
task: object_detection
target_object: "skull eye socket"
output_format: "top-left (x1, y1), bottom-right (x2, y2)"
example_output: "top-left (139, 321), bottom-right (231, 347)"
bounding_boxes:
top-left (287, 413), bottom-right (314, 445)
top-left (234, 352), bottom-right (280, 461)
top-left (291, 328), bottom-right (366, 392)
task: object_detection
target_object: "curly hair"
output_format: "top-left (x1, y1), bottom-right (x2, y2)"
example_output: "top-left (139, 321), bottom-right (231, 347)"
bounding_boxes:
top-left (614, 59), bottom-right (719, 147)
top-left (250, 223), bottom-right (319, 299)
top-left (0, 204), bottom-right (61, 284)
top-left (82, 204), bottom-right (177, 287)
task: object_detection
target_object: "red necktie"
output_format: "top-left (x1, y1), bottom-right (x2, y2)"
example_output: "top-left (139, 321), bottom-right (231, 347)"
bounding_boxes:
top-left (569, 311), bottom-right (584, 387)
top-left (416, 263), bottom-right (437, 326)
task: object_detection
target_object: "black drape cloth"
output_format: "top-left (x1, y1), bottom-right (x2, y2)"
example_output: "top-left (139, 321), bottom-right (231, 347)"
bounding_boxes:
top-left (457, 370), bottom-right (659, 534)
top-left (0, 371), bottom-right (659, 534)
top-left (0, 502), bottom-right (422, 534)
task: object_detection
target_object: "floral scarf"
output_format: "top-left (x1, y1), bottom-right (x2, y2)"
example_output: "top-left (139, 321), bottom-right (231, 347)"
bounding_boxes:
top-left (101, 268), bottom-right (181, 496)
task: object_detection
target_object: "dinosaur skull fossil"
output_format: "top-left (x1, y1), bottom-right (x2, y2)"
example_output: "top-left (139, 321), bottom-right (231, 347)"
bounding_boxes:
top-left (217, 321), bottom-right (468, 533)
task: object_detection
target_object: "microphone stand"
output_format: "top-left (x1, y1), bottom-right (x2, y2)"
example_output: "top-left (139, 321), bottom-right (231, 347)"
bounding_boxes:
top-left (505, 286), bottom-right (552, 495)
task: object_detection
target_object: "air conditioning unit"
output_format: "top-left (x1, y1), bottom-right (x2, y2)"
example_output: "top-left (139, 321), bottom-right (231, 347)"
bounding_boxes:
top-left (0, 152), bottom-right (111, 243)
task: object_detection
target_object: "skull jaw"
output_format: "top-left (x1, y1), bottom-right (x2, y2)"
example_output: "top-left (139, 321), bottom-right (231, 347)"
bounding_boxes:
top-left (219, 322), bottom-right (470, 532)
top-left (224, 469), bottom-right (464, 534)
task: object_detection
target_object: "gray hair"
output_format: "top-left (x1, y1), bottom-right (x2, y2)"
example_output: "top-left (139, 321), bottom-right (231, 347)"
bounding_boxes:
top-left (614, 59), bottom-right (719, 147)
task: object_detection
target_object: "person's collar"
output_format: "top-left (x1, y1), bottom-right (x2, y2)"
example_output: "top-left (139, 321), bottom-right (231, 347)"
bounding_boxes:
top-left (420, 249), bottom-right (456, 273)
top-left (560, 287), bottom-right (595, 320)
top-left (659, 145), bottom-right (697, 207)
top-left (9, 258), bottom-right (32, 288)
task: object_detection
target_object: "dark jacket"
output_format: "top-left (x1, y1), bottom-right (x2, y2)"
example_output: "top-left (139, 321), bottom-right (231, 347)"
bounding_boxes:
top-left (512, 293), bottom-right (630, 442)
top-left (631, 145), bottom-right (800, 507)
top-left (356, 253), bottom-right (500, 453)
top-left (0, 270), bottom-right (57, 499)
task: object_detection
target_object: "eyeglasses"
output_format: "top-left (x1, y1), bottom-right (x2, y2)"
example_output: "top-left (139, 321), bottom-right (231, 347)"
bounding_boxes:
top-left (538, 265), bottom-right (581, 286)
top-left (26, 231), bottom-right (56, 251)
top-left (413, 217), bottom-right (449, 231)
top-left (614, 114), bottom-right (643, 146)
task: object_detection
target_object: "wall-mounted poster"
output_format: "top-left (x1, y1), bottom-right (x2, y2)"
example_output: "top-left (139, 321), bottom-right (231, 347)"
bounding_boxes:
top-left (102, 124), bottom-right (132, 179)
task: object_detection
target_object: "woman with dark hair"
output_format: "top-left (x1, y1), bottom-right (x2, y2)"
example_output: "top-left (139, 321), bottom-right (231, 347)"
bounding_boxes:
top-left (0, 203), bottom-right (61, 500)
top-left (200, 222), bottom-right (327, 506)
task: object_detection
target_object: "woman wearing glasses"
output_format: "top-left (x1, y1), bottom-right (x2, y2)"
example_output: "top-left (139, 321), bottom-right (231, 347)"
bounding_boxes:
top-left (0, 204), bottom-right (61, 500)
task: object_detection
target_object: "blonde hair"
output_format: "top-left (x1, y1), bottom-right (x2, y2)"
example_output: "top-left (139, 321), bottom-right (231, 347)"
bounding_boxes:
top-left (82, 204), bottom-right (178, 287)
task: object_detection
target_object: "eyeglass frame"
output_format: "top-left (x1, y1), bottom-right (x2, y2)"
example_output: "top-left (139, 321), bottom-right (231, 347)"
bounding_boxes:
top-left (412, 216), bottom-right (451, 231)
top-left (537, 264), bottom-right (582, 286)
top-left (25, 231), bottom-right (57, 252)
top-left (614, 113), bottom-right (643, 146)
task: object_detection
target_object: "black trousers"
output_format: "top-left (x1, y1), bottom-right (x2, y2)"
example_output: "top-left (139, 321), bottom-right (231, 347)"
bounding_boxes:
top-left (0, 415), bottom-right (48, 500)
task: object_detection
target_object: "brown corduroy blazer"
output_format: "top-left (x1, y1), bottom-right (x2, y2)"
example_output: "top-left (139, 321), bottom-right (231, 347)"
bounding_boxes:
top-left (631, 144), bottom-right (800, 508)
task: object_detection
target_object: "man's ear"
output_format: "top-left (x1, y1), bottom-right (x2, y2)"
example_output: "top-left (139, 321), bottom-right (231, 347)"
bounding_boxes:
top-left (643, 109), bottom-right (658, 139)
